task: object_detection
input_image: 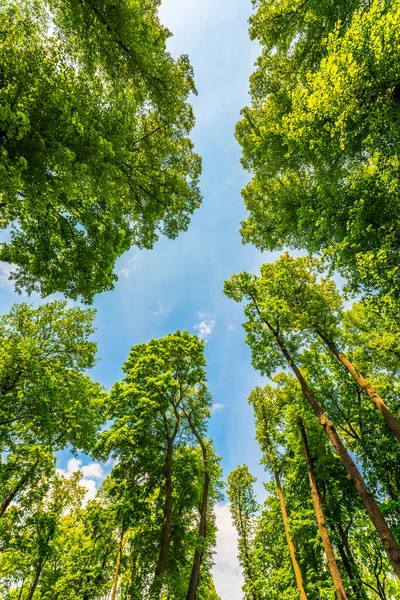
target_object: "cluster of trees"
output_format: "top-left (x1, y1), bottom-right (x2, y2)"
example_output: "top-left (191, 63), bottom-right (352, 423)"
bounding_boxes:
top-left (0, 309), bottom-right (222, 599)
top-left (0, 0), bottom-right (225, 598)
top-left (225, 255), bottom-right (400, 598)
top-left (225, 0), bottom-right (400, 597)
top-left (2, 0), bottom-right (400, 598)
top-left (237, 0), bottom-right (400, 299)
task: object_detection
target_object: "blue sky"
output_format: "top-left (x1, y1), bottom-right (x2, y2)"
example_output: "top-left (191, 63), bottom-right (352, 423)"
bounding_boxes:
top-left (0, 1), bottom-right (277, 597)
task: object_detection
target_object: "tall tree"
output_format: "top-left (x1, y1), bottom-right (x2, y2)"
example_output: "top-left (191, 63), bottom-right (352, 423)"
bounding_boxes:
top-left (245, 374), bottom-right (400, 599)
top-left (227, 466), bottom-right (260, 600)
top-left (249, 390), bottom-right (309, 600)
top-left (247, 253), bottom-right (400, 443)
top-left (97, 331), bottom-right (220, 599)
top-left (297, 416), bottom-right (347, 600)
top-left (0, 300), bottom-right (104, 516)
top-left (0, 0), bottom-right (201, 302)
top-left (224, 268), bottom-right (400, 577)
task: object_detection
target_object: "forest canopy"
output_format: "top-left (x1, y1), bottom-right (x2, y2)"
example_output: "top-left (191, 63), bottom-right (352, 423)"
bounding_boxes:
top-left (0, 0), bottom-right (201, 302)
top-left (1, 0), bottom-right (400, 598)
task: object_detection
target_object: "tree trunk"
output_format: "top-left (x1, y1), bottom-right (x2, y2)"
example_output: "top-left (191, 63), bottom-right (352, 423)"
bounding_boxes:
top-left (238, 506), bottom-right (258, 600)
top-left (26, 556), bottom-right (47, 600)
top-left (316, 330), bottom-right (400, 443)
top-left (334, 524), bottom-right (367, 600)
top-left (298, 417), bottom-right (347, 600)
top-left (151, 440), bottom-right (174, 597)
top-left (0, 464), bottom-right (37, 517)
top-left (186, 469), bottom-right (210, 600)
top-left (128, 554), bottom-right (138, 599)
top-left (186, 431), bottom-right (210, 600)
top-left (274, 468), bottom-right (309, 600)
top-left (272, 330), bottom-right (400, 579)
top-left (110, 530), bottom-right (124, 600)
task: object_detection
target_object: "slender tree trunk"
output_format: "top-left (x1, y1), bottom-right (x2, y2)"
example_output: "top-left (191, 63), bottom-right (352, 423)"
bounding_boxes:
top-left (274, 468), bottom-right (309, 600)
top-left (17, 577), bottom-right (26, 600)
top-left (334, 528), bottom-right (367, 600)
top-left (238, 508), bottom-right (258, 600)
top-left (271, 330), bottom-right (400, 578)
top-left (128, 554), bottom-right (138, 598)
top-left (26, 556), bottom-right (47, 600)
top-left (151, 440), bottom-right (174, 598)
top-left (110, 530), bottom-right (124, 600)
top-left (186, 469), bottom-right (210, 600)
top-left (316, 330), bottom-right (400, 443)
top-left (0, 464), bottom-right (37, 517)
top-left (298, 417), bottom-right (347, 600)
top-left (186, 429), bottom-right (210, 600)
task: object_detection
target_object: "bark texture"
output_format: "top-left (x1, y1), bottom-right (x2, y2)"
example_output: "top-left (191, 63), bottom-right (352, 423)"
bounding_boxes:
top-left (274, 469), bottom-right (309, 600)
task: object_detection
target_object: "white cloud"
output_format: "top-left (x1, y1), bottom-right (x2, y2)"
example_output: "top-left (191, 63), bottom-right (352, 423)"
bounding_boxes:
top-left (213, 503), bottom-right (243, 600)
top-left (211, 403), bottom-right (226, 414)
top-left (154, 301), bottom-right (164, 315)
top-left (228, 324), bottom-right (236, 331)
top-left (0, 262), bottom-right (15, 291)
top-left (194, 319), bottom-right (215, 342)
top-left (119, 255), bottom-right (137, 278)
top-left (57, 458), bottom-right (104, 504)
top-left (81, 462), bottom-right (104, 479)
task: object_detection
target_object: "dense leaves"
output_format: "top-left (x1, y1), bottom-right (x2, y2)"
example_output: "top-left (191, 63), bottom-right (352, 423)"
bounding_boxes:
top-left (0, 0), bottom-right (201, 302)
top-left (238, 0), bottom-right (400, 299)
top-left (0, 330), bottom-right (222, 599)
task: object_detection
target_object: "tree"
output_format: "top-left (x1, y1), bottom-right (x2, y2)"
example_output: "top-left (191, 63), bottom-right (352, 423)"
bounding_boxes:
top-left (183, 388), bottom-right (222, 600)
top-left (97, 331), bottom-right (221, 598)
top-left (246, 374), bottom-right (400, 599)
top-left (224, 267), bottom-right (400, 577)
top-left (237, 0), bottom-right (400, 298)
top-left (249, 390), bottom-right (310, 600)
top-left (227, 466), bottom-right (261, 600)
top-left (0, 0), bottom-right (201, 302)
top-left (246, 253), bottom-right (400, 443)
top-left (0, 470), bottom-right (87, 599)
top-left (297, 416), bottom-right (347, 600)
top-left (0, 300), bottom-right (104, 518)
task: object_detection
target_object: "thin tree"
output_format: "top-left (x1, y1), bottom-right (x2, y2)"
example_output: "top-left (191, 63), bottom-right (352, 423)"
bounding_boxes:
top-left (227, 466), bottom-right (259, 600)
top-left (110, 530), bottom-right (124, 600)
top-left (184, 408), bottom-right (211, 600)
top-left (298, 417), bottom-right (347, 600)
top-left (250, 396), bottom-right (309, 600)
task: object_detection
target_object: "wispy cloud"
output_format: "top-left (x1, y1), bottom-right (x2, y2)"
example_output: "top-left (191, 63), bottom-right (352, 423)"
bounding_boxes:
top-left (119, 255), bottom-right (137, 278)
top-left (227, 324), bottom-right (235, 331)
top-left (194, 318), bottom-right (215, 342)
top-left (154, 301), bottom-right (164, 316)
top-left (211, 403), bottom-right (226, 414)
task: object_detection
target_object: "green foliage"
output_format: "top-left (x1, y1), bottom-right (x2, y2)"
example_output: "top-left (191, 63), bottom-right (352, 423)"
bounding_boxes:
top-left (95, 331), bottom-right (222, 598)
top-left (229, 379), bottom-right (400, 600)
top-left (0, 331), bottom-right (222, 599)
top-left (0, 0), bottom-right (201, 302)
top-left (0, 300), bottom-right (104, 454)
top-left (238, 0), bottom-right (400, 298)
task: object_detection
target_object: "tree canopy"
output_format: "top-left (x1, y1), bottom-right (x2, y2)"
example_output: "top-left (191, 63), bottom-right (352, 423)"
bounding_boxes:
top-left (238, 0), bottom-right (400, 299)
top-left (0, 0), bottom-right (201, 302)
